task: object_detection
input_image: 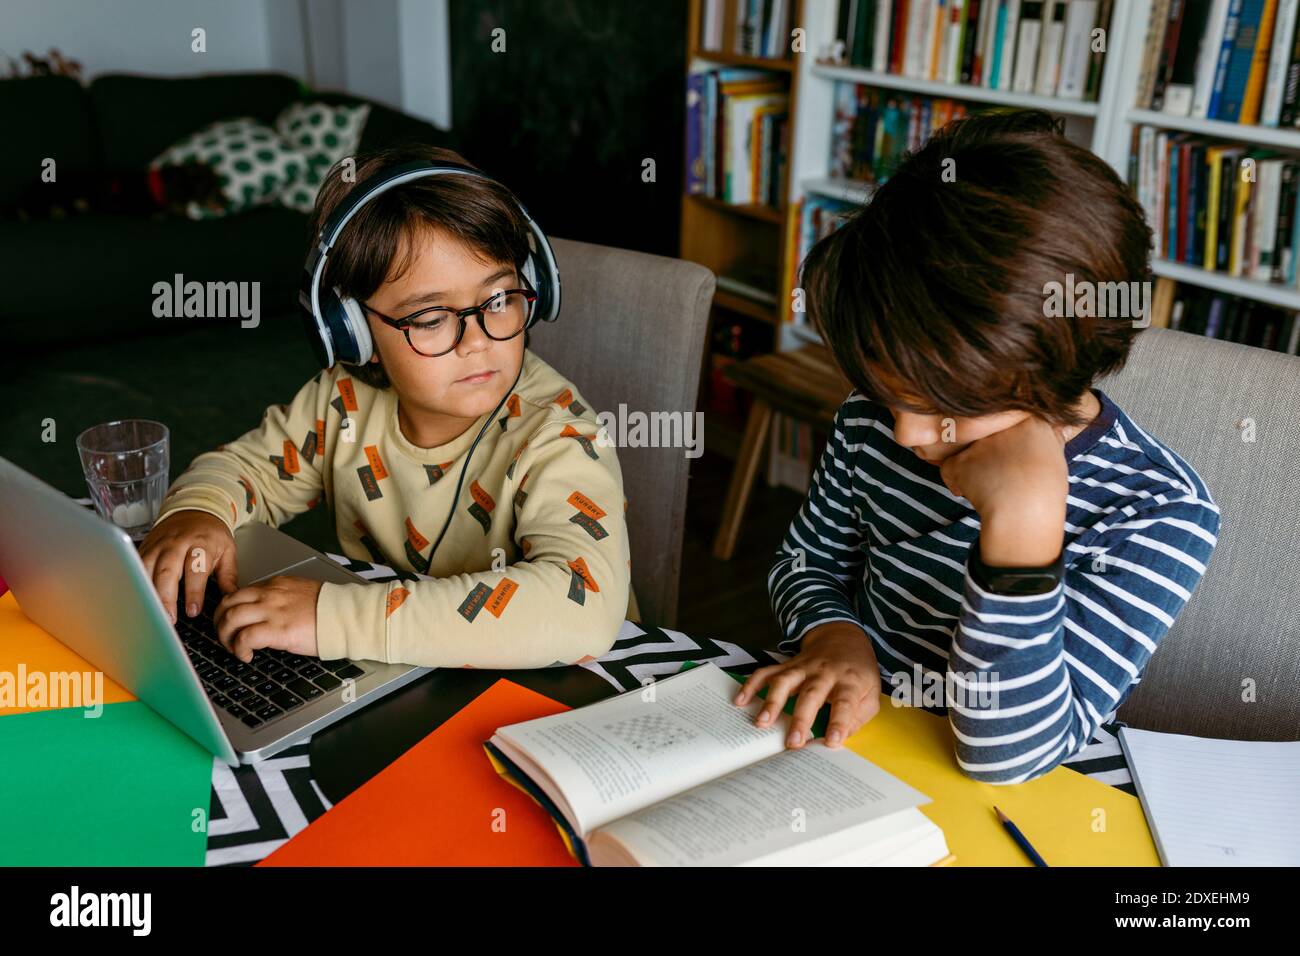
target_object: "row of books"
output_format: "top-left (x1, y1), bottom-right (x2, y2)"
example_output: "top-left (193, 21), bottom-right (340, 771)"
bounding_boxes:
top-left (699, 0), bottom-right (795, 59)
top-left (686, 67), bottom-right (790, 208)
top-left (1137, 0), bottom-right (1300, 126)
top-left (1131, 124), bottom-right (1300, 286)
top-left (829, 0), bottom-right (1112, 100)
top-left (768, 413), bottom-right (816, 492)
top-left (831, 83), bottom-right (971, 181)
top-left (781, 194), bottom-right (858, 324)
top-left (1150, 278), bottom-right (1300, 350)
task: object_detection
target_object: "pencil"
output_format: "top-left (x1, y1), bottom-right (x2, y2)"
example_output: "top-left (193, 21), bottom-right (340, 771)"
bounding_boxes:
top-left (994, 806), bottom-right (1049, 867)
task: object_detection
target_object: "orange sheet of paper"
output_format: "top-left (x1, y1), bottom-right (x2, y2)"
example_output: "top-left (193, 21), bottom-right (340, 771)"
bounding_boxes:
top-left (846, 700), bottom-right (1160, 866)
top-left (0, 592), bottom-right (136, 716)
top-left (259, 678), bottom-right (580, 866)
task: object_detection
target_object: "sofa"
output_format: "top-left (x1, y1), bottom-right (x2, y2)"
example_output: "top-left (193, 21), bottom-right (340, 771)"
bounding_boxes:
top-left (0, 71), bottom-right (457, 554)
top-left (0, 70), bottom-right (458, 350)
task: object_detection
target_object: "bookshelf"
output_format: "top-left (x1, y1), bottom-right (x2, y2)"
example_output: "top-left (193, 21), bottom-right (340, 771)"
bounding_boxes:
top-left (1102, 0), bottom-right (1300, 331)
top-left (682, 0), bottom-right (1300, 476)
top-left (681, 0), bottom-right (807, 460)
top-left (812, 63), bottom-right (1104, 115)
top-left (1127, 108), bottom-right (1300, 150)
top-left (768, 0), bottom-right (1300, 345)
top-left (774, 0), bottom-right (1134, 352)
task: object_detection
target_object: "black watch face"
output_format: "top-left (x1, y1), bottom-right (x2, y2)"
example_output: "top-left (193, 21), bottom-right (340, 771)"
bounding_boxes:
top-left (994, 574), bottom-right (1059, 595)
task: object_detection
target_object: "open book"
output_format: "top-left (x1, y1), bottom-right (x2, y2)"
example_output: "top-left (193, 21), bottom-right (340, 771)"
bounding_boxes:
top-left (485, 663), bottom-right (952, 866)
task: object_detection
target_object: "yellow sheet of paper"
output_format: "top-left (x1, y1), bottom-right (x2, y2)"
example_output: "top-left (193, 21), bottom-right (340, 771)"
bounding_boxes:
top-left (0, 592), bottom-right (136, 716)
top-left (845, 700), bottom-right (1160, 866)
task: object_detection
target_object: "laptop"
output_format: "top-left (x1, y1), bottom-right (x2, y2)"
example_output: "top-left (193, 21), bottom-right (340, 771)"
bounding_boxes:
top-left (0, 456), bottom-right (432, 765)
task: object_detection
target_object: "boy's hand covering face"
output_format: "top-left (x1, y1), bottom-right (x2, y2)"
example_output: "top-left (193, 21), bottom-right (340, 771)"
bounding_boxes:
top-left (214, 576), bottom-right (323, 663)
top-left (894, 389), bottom-right (1097, 567)
top-left (936, 415), bottom-right (1070, 522)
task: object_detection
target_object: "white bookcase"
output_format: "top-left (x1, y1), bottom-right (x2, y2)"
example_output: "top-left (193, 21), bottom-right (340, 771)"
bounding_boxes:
top-left (778, 0), bottom-right (1300, 349)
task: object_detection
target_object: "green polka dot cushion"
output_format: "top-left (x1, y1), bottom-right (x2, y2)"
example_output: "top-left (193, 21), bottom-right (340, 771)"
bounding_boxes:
top-left (273, 101), bottom-right (371, 213)
top-left (151, 117), bottom-right (300, 219)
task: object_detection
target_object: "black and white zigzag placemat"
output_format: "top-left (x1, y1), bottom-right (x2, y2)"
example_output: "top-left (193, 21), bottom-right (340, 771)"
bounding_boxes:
top-left (202, 553), bottom-right (764, 865)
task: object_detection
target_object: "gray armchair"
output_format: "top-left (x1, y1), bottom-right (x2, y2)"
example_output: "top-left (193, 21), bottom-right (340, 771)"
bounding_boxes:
top-left (1098, 327), bottom-right (1300, 741)
top-left (527, 237), bottom-right (716, 628)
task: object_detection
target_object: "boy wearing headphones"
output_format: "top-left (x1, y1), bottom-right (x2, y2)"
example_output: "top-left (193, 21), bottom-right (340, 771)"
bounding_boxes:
top-left (139, 146), bottom-right (633, 669)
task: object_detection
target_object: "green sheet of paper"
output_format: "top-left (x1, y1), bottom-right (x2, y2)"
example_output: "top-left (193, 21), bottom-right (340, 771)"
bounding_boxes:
top-left (0, 701), bottom-right (212, 865)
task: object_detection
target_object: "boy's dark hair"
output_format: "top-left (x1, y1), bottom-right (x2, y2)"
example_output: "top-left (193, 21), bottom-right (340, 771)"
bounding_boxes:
top-left (306, 144), bottom-right (533, 388)
top-left (802, 109), bottom-right (1152, 427)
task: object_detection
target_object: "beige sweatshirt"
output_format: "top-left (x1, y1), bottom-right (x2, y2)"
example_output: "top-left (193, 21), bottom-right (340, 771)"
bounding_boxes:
top-left (155, 350), bottom-right (634, 668)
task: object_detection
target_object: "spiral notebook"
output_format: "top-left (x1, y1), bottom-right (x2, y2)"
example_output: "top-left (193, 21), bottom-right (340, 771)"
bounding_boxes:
top-left (1118, 727), bottom-right (1300, 866)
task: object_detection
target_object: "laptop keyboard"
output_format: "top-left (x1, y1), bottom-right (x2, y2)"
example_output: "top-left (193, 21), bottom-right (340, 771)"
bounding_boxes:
top-left (175, 582), bottom-right (367, 730)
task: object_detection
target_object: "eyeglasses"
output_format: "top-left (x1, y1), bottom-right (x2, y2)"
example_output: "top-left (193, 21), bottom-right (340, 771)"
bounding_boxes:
top-left (361, 286), bottom-right (536, 357)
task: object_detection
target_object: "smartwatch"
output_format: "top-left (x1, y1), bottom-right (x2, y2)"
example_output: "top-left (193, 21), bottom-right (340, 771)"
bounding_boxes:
top-left (968, 536), bottom-right (1065, 595)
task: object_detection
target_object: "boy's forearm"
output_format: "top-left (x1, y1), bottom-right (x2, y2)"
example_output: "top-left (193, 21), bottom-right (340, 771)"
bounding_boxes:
top-left (314, 558), bottom-right (627, 668)
top-left (946, 576), bottom-right (1078, 784)
top-left (978, 497), bottom-right (1067, 567)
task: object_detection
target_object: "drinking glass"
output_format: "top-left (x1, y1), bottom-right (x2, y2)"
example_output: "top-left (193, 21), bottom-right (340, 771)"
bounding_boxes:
top-left (76, 420), bottom-right (170, 542)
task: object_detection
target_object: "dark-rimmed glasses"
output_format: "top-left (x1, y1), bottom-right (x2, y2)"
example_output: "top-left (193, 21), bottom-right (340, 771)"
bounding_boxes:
top-left (361, 286), bottom-right (536, 357)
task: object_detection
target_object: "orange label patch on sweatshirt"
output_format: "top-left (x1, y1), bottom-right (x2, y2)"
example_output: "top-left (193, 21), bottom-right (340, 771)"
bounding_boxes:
top-left (236, 475), bottom-right (257, 512)
top-left (486, 578), bottom-right (519, 618)
top-left (567, 556), bottom-right (599, 592)
top-left (282, 440), bottom-right (300, 474)
top-left (404, 516), bottom-right (429, 552)
top-left (424, 460), bottom-right (454, 485)
top-left (498, 392), bottom-right (522, 432)
top-left (468, 480), bottom-right (496, 533)
top-left (567, 491), bottom-right (606, 520)
top-left (364, 445), bottom-right (388, 481)
top-left (385, 587), bottom-right (410, 618)
top-left (337, 378), bottom-right (358, 411)
top-left (560, 424), bottom-right (600, 460)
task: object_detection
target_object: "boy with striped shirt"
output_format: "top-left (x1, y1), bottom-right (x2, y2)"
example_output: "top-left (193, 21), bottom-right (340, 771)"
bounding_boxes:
top-left (737, 111), bottom-right (1220, 785)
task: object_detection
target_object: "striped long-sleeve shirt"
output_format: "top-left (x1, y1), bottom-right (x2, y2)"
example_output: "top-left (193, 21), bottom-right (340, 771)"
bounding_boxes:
top-left (768, 388), bottom-right (1220, 785)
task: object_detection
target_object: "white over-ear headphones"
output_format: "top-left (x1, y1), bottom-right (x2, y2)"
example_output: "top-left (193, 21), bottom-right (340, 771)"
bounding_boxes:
top-left (299, 159), bottom-right (561, 368)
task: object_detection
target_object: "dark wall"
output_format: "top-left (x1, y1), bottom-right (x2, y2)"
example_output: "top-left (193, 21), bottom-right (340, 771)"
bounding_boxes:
top-left (449, 0), bottom-right (687, 257)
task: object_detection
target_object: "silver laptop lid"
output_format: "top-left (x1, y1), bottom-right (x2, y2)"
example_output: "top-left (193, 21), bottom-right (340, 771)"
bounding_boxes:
top-left (0, 456), bottom-right (239, 765)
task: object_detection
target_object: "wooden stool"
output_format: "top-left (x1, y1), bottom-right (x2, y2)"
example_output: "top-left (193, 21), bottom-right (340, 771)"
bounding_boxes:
top-left (711, 344), bottom-right (851, 560)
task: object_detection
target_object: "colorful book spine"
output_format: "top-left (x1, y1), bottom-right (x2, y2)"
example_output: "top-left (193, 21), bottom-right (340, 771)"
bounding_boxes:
top-left (686, 72), bottom-right (706, 195)
top-left (1239, 0), bottom-right (1281, 122)
top-left (1260, 0), bottom-right (1299, 123)
top-left (1215, 0), bottom-right (1267, 121)
top-left (1058, 0), bottom-right (1099, 99)
top-left (1206, 0), bottom-right (1247, 119)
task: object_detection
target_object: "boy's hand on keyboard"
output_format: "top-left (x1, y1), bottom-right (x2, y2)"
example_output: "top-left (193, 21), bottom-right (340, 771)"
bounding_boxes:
top-left (140, 510), bottom-right (239, 624)
top-left (733, 621), bottom-right (881, 750)
top-left (213, 575), bottom-right (322, 663)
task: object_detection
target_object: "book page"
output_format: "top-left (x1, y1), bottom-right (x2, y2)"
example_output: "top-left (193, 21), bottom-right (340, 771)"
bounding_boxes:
top-left (593, 741), bottom-right (932, 866)
top-left (1119, 728), bottom-right (1300, 866)
top-left (494, 664), bottom-right (787, 834)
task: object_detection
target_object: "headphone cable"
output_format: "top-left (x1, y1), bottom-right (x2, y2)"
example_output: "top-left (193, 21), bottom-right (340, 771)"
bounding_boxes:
top-left (427, 360), bottom-right (526, 562)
